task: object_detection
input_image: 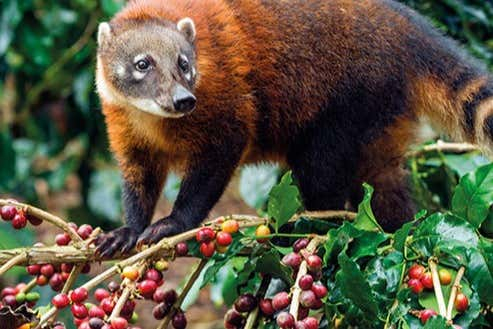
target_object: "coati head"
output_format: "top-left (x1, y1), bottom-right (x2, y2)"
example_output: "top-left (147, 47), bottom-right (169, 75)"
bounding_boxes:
top-left (96, 18), bottom-right (197, 118)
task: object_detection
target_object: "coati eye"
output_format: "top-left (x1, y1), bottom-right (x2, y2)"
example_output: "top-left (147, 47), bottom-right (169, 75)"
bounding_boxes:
top-left (178, 55), bottom-right (190, 73)
top-left (135, 59), bottom-right (151, 72)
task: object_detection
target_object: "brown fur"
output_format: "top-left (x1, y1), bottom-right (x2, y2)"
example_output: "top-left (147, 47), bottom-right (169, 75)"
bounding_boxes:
top-left (95, 0), bottom-right (493, 254)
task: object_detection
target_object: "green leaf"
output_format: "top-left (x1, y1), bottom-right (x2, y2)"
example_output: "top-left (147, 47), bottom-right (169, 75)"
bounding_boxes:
top-left (394, 221), bottom-right (414, 253)
top-left (336, 252), bottom-right (379, 320)
top-left (452, 163), bottom-right (493, 228)
top-left (255, 250), bottom-right (293, 285)
top-left (200, 238), bottom-right (245, 288)
top-left (323, 222), bottom-right (361, 263)
top-left (239, 164), bottom-right (279, 209)
top-left (443, 153), bottom-right (489, 177)
top-left (267, 171), bottom-right (301, 233)
top-left (412, 213), bottom-right (479, 256)
top-left (353, 183), bottom-right (383, 232)
top-left (422, 316), bottom-right (450, 329)
top-left (349, 230), bottom-right (388, 260)
top-left (366, 252), bottom-right (404, 312)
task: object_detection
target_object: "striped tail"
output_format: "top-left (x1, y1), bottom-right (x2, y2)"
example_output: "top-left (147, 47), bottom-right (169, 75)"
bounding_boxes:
top-left (461, 77), bottom-right (493, 154)
top-left (414, 73), bottom-right (493, 155)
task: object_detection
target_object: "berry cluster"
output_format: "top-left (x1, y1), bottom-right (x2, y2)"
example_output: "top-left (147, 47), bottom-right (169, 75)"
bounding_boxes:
top-left (1, 203), bottom-right (42, 229)
top-left (195, 219), bottom-right (238, 257)
top-left (52, 281), bottom-right (140, 329)
top-left (25, 223), bottom-right (93, 292)
top-left (50, 262), bottom-right (173, 329)
top-left (1, 283), bottom-right (40, 310)
top-left (223, 238), bottom-right (326, 329)
top-left (407, 263), bottom-right (469, 326)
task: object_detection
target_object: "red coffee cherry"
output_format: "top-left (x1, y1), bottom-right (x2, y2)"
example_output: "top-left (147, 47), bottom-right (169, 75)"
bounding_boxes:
top-left (52, 294), bottom-right (70, 309)
top-left (171, 311), bottom-right (187, 329)
top-left (71, 303), bottom-right (89, 319)
top-left (408, 278), bottom-right (424, 294)
top-left (216, 231), bottom-right (233, 246)
top-left (277, 312), bottom-right (295, 329)
top-left (70, 287), bottom-right (89, 303)
top-left (272, 292), bottom-right (291, 311)
top-left (408, 264), bottom-right (425, 280)
top-left (455, 293), bottom-right (469, 312)
top-left (420, 309), bottom-right (438, 324)
top-left (195, 227), bottom-right (216, 243)
top-left (1, 205), bottom-right (17, 221)
top-left (298, 274), bottom-right (314, 290)
top-left (175, 242), bottom-right (189, 256)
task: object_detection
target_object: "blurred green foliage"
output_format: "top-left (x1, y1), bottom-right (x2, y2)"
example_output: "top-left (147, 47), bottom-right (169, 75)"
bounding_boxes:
top-left (0, 0), bottom-right (491, 234)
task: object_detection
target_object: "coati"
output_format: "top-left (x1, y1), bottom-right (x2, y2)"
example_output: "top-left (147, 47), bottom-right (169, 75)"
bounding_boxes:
top-left (94, 0), bottom-right (493, 256)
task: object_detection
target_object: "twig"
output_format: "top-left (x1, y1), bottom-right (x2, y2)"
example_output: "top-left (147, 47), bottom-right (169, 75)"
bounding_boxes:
top-left (244, 307), bottom-right (259, 329)
top-left (0, 199), bottom-right (82, 242)
top-left (244, 276), bottom-right (271, 329)
top-left (407, 140), bottom-right (478, 157)
top-left (289, 236), bottom-right (326, 320)
top-left (0, 211), bottom-right (355, 266)
top-left (0, 253), bottom-right (26, 276)
top-left (108, 262), bottom-right (147, 322)
top-left (157, 259), bottom-right (208, 329)
top-left (446, 266), bottom-right (466, 320)
top-left (429, 258), bottom-right (447, 317)
top-left (0, 208), bottom-right (354, 329)
top-left (20, 278), bottom-right (37, 294)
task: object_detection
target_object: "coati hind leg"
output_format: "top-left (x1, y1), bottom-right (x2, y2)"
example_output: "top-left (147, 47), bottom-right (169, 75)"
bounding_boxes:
top-left (287, 119), bottom-right (360, 212)
top-left (350, 116), bottom-right (418, 232)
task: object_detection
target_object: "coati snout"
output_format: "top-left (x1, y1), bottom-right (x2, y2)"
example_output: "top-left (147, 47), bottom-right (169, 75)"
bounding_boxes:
top-left (172, 84), bottom-right (196, 113)
top-left (96, 17), bottom-right (197, 118)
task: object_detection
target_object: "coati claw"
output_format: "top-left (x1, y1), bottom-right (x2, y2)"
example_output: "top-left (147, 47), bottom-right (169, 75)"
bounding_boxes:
top-left (137, 217), bottom-right (184, 246)
top-left (95, 226), bottom-right (139, 258)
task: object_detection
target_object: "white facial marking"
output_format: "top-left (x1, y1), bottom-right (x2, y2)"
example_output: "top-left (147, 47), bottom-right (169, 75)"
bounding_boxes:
top-left (133, 54), bottom-right (148, 64)
top-left (132, 71), bottom-right (147, 80)
top-left (128, 98), bottom-right (184, 118)
top-left (115, 65), bottom-right (126, 77)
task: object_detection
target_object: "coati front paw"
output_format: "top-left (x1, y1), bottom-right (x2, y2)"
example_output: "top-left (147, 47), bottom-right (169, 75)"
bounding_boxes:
top-left (137, 217), bottom-right (185, 246)
top-left (95, 226), bottom-right (139, 257)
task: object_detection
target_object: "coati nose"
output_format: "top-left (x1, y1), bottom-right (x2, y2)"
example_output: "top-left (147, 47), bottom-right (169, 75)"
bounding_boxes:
top-left (172, 85), bottom-right (196, 113)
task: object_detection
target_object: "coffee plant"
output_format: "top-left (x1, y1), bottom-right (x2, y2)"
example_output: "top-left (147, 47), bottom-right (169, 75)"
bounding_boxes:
top-left (0, 146), bottom-right (492, 328)
top-left (1, 0), bottom-right (492, 328)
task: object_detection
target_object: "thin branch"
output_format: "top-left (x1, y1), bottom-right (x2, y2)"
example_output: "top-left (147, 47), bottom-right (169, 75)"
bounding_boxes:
top-left (0, 253), bottom-right (26, 276)
top-left (108, 262), bottom-right (147, 322)
top-left (244, 275), bottom-right (271, 329)
top-left (446, 266), bottom-right (466, 320)
top-left (429, 258), bottom-right (447, 317)
top-left (157, 259), bottom-right (208, 329)
top-left (0, 199), bottom-right (82, 242)
top-left (244, 307), bottom-right (259, 329)
top-left (0, 211), bottom-right (354, 266)
top-left (289, 236), bottom-right (326, 320)
top-left (407, 140), bottom-right (478, 158)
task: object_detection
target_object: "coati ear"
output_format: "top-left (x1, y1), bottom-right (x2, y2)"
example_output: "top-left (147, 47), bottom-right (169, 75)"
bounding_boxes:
top-left (97, 22), bottom-right (112, 46)
top-left (177, 17), bottom-right (196, 43)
